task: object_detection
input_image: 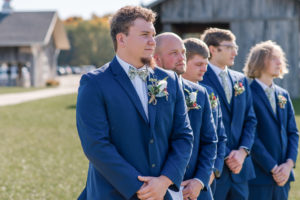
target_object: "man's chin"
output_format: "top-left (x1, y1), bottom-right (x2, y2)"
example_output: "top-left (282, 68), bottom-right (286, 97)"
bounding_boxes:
top-left (198, 77), bottom-right (203, 81)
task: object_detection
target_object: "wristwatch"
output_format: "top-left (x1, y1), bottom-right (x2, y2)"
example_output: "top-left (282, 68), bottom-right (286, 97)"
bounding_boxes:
top-left (240, 147), bottom-right (250, 156)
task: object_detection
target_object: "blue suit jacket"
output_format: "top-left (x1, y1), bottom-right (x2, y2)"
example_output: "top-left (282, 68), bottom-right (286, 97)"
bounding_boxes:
top-left (249, 80), bottom-right (299, 185)
top-left (76, 57), bottom-right (193, 200)
top-left (200, 83), bottom-right (227, 176)
top-left (201, 65), bottom-right (257, 183)
top-left (182, 79), bottom-right (217, 189)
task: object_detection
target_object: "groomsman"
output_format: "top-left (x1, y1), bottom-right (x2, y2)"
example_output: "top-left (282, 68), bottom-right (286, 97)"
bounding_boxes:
top-left (183, 38), bottom-right (227, 199)
top-left (201, 28), bottom-right (257, 200)
top-left (154, 32), bottom-right (217, 200)
top-left (243, 40), bottom-right (299, 200)
top-left (76, 6), bottom-right (193, 200)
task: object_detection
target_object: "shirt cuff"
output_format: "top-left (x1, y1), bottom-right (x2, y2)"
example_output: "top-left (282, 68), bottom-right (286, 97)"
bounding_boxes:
top-left (270, 164), bottom-right (278, 173)
top-left (193, 178), bottom-right (204, 189)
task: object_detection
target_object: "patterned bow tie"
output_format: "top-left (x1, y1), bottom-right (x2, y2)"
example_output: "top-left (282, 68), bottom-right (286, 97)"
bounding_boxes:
top-left (128, 66), bottom-right (149, 81)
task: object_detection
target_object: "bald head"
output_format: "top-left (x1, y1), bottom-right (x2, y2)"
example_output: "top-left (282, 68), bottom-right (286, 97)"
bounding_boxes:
top-left (154, 32), bottom-right (183, 54)
top-left (153, 32), bottom-right (186, 74)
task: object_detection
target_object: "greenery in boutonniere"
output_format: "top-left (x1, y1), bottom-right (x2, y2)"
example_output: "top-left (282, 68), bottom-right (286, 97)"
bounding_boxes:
top-left (233, 81), bottom-right (245, 96)
top-left (209, 92), bottom-right (218, 109)
top-left (147, 76), bottom-right (169, 105)
top-left (184, 88), bottom-right (200, 111)
top-left (278, 94), bottom-right (287, 109)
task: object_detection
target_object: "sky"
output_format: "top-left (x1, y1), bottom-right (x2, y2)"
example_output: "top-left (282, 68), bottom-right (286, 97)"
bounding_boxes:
top-left (9, 0), bottom-right (156, 19)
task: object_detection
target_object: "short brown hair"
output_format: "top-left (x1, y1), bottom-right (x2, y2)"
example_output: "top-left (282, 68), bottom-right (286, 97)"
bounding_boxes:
top-left (243, 40), bottom-right (288, 79)
top-left (110, 6), bottom-right (156, 51)
top-left (183, 38), bottom-right (210, 61)
top-left (201, 28), bottom-right (236, 47)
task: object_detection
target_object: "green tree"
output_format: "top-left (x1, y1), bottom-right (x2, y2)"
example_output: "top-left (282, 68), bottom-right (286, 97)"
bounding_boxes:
top-left (58, 15), bottom-right (114, 67)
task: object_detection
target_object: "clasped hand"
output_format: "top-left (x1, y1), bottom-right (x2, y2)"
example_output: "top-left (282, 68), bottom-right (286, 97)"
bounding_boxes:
top-left (225, 149), bottom-right (247, 174)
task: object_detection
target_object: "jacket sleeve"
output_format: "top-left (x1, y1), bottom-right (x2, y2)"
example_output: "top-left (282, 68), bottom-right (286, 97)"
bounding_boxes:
top-left (239, 78), bottom-right (257, 151)
top-left (213, 99), bottom-right (227, 175)
top-left (194, 90), bottom-right (218, 188)
top-left (285, 93), bottom-right (299, 165)
top-left (161, 74), bottom-right (194, 191)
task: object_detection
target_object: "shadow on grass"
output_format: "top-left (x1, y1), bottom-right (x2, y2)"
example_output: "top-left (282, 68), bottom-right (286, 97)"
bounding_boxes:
top-left (66, 104), bottom-right (76, 109)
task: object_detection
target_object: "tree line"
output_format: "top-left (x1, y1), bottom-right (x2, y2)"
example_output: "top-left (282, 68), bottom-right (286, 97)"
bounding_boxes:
top-left (58, 14), bottom-right (115, 67)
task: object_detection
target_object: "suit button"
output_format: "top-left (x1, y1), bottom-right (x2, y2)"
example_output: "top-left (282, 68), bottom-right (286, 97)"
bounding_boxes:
top-left (149, 139), bottom-right (154, 144)
top-left (187, 165), bottom-right (189, 169)
top-left (152, 164), bottom-right (156, 168)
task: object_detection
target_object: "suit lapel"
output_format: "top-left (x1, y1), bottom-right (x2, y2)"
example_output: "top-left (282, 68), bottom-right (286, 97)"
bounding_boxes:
top-left (274, 86), bottom-right (287, 160)
top-left (274, 87), bottom-right (283, 124)
top-left (252, 80), bottom-right (278, 122)
top-left (147, 69), bottom-right (157, 130)
top-left (110, 57), bottom-right (149, 124)
top-left (228, 70), bottom-right (236, 114)
top-left (206, 65), bottom-right (231, 112)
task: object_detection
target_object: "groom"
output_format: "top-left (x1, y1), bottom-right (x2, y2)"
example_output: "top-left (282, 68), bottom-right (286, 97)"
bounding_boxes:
top-left (76, 6), bottom-right (193, 200)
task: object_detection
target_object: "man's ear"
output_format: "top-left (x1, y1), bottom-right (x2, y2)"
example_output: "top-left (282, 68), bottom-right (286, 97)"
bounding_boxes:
top-left (116, 33), bottom-right (126, 48)
top-left (153, 54), bottom-right (162, 67)
top-left (208, 45), bottom-right (217, 56)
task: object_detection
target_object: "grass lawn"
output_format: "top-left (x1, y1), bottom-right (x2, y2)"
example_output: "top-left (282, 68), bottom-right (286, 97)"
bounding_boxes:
top-left (0, 94), bottom-right (87, 199)
top-left (289, 98), bottom-right (300, 199)
top-left (0, 87), bottom-right (50, 94)
top-left (0, 95), bottom-right (299, 199)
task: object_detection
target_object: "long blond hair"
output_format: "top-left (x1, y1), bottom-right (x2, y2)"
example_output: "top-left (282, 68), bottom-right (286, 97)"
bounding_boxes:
top-left (243, 40), bottom-right (288, 79)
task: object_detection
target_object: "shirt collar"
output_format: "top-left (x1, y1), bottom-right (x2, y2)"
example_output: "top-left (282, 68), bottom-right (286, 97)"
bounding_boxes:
top-left (116, 55), bottom-right (153, 74)
top-left (255, 78), bottom-right (275, 91)
top-left (209, 62), bottom-right (229, 76)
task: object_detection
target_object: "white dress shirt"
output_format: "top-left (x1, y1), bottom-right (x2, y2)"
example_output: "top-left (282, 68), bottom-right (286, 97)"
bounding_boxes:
top-left (116, 55), bottom-right (152, 119)
top-left (209, 62), bottom-right (233, 99)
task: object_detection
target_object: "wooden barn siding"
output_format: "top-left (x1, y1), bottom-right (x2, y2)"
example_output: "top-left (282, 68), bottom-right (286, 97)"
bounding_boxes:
top-left (160, 0), bottom-right (298, 23)
top-left (155, 0), bottom-right (300, 97)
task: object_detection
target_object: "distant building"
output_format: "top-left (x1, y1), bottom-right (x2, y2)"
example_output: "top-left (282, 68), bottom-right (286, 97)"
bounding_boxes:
top-left (0, 0), bottom-right (70, 87)
top-left (147, 0), bottom-right (300, 98)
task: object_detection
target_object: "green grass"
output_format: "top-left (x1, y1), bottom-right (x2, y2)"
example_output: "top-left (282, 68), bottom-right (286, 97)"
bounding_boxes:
top-left (289, 98), bottom-right (300, 200)
top-left (0, 95), bottom-right (299, 199)
top-left (0, 94), bottom-right (87, 199)
top-left (0, 87), bottom-right (49, 94)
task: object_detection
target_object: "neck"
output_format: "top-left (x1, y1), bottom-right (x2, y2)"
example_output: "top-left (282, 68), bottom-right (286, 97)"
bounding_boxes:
top-left (181, 74), bottom-right (198, 83)
top-left (116, 51), bottom-right (144, 68)
top-left (258, 74), bottom-right (273, 87)
top-left (210, 59), bottom-right (226, 70)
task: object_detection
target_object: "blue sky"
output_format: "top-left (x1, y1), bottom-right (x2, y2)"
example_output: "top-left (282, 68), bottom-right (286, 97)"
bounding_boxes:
top-left (9, 0), bottom-right (155, 19)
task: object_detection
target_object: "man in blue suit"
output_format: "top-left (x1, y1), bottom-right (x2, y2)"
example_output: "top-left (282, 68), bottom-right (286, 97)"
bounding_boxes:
top-left (183, 38), bottom-right (227, 199)
top-left (201, 28), bottom-right (257, 200)
top-left (243, 40), bottom-right (299, 200)
top-left (154, 32), bottom-right (217, 200)
top-left (76, 6), bottom-right (193, 200)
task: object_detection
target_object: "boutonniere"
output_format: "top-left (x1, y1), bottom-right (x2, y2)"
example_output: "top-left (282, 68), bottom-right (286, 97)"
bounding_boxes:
top-left (233, 81), bottom-right (245, 96)
top-left (184, 89), bottom-right (200, 111)
top-left (277, 94), bottom-right (287, 109)
top-left (209, 92), bottom-right (218, 109)
top-left (147, 76), bottom-right (169, 105)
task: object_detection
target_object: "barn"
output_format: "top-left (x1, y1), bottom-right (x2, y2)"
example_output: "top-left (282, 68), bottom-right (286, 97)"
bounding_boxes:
top-left (147, 0), bottom-right (300, 98)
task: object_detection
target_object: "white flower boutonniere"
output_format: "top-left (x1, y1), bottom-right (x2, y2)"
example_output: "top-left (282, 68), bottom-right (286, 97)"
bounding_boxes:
top-left (233, 81), bottom-right (245, 96)
top-left (184, 89), bottom-right (200, 111)
top-left (209, 92), bottom-right (218, 109)
top-left (278, 94), bottom-right (287, 109)
top-left (148, 76), bottom-right (169, 105)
